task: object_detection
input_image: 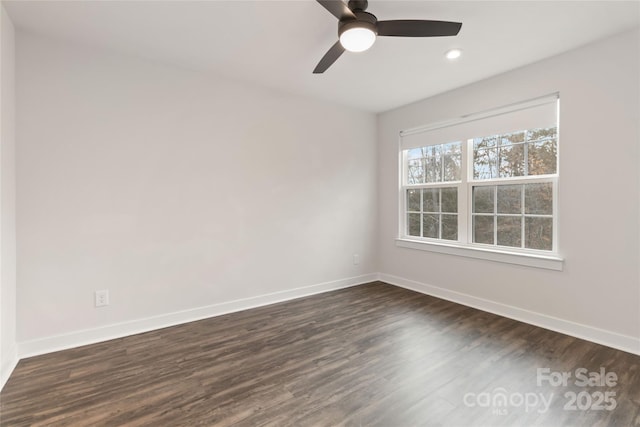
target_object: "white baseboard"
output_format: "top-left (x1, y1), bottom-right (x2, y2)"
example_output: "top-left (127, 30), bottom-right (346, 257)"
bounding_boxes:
top-left (18, 273), bottom-right (378, 359)
top-left (379, 273), bottom-right (640, 356)
top-left (0, 342), bottom-right (19, 392)
top-left (12, 272), bottom-right (639, 378)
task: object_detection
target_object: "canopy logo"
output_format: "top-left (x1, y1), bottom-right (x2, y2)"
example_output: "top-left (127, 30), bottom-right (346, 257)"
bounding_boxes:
top-left (463, 388), bottom-right (553, 415)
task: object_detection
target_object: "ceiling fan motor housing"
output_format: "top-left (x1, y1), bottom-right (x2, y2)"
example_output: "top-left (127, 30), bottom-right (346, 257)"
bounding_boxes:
top-left (338, 11), bottom-right (378, 38)
top-left (347, 0), bottom-right (369, 12)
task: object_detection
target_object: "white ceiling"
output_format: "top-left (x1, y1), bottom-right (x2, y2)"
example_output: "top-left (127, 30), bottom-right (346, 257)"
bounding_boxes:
top-left (4, 0), bottom-right (640, 112)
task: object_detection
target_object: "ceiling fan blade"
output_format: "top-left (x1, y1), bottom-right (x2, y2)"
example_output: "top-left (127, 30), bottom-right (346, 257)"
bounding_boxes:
top-left (316, 0), bottom-right (356, 20)
top-left (313, 41), bottom-right (345, 74)
top-left (377, 20), bottom-right (462, 37)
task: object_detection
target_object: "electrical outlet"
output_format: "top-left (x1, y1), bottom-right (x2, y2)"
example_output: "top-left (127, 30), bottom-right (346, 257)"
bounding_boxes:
top-left (353, 254), bottom-right (360, 265)
top-left (95, 290), bottom-right (109, 307)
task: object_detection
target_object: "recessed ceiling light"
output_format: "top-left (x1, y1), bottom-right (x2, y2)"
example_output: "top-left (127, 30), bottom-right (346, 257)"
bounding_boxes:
top-left (446, 49), bottom-right (462, 60)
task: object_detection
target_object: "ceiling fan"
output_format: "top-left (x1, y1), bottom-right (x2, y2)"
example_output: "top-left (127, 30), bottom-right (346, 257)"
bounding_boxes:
top-left (313, 0), bottom-right (462, 73)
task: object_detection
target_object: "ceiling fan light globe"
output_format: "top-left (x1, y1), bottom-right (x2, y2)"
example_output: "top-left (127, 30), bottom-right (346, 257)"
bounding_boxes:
top-left (339, 27), bottom-right (376, 52)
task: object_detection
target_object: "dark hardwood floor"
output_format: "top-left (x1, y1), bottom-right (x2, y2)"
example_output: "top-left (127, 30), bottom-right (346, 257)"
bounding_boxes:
top-left (1, 282), bottom-right (638, 426)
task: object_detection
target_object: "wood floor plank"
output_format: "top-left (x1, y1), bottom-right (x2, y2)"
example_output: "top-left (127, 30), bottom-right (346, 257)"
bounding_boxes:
top-left (1, 282), bottom-right (638, 426)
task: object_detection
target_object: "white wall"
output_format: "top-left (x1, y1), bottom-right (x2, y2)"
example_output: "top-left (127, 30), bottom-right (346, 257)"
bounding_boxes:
top-left (378, 29), bottom-right (640, 353)
top-left (16, 32), bottom-right (377, 351)
top-left (0, 3), bottom-right (18, 389)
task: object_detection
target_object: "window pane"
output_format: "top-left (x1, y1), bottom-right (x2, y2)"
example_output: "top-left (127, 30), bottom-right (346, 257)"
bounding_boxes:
top-left (497, 185), bottom-right (522, 214)
top-left (525, 183), bottom-right (553, 215)
top-left (474, 135), bottom-right (497, 150)
top-left (407, 148), bottom-right (424, 160)
top-left (473, 186), bottom-right (495, 214)
top-left (407, 213), bottom-right (421, 236)
top-left (499, 142), bottom-right (525, 178)
top-left (497, 216), bottom-right (522, 248)
top-left (525, 217), bottom-right (553, 250)
top-left (528, 139), bottom-right (557, 175)
top-left (423, 189), bottom-right (440, 213)
top-left (443, 142), bottom-right (462, 181)
top-left (424, 145), bottom-right (442, 183)
top-left (527, 127), bottom-right (557, 143)
top-left (407, 189), bottom-right (421, 212)
top-left (423, 214), bottom-right (439, 238)
top-left (527, 128), bottom-right (557, 176)
top-left (527, 126), bottom-right (558, 142)
top-left (407, 159), bottom-right (424, 184)
top-left (442, 214), bottom-right (458, 240)
top-left (473, 216), bottom-right (494, 244)
top-left (501, 131), bottom-right (526, 145)
top-left (474, 135), bottom-right (499, 180)
top-left (441, 188), bottom-right (458, 213)
top-left (423, 145), bottom-right (438, 157)
top-left (473, 147), bottom-right (498, 180)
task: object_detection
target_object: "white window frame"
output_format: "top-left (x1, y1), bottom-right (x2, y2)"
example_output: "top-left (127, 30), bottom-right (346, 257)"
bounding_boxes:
top-left (396, 95), bottom-right (564, 271)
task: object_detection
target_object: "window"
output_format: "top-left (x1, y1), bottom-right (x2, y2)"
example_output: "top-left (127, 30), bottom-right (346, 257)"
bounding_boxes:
top-left (398, 95), bottom-right (561, 268)
top-left (407, 186), bottom-right (458, 240)
top-left (471, 182), bottom-right (554, 251)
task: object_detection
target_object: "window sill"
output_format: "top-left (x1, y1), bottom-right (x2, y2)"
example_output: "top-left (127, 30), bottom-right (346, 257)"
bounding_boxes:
top-left (395, 238), bottom-right (564, 271)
